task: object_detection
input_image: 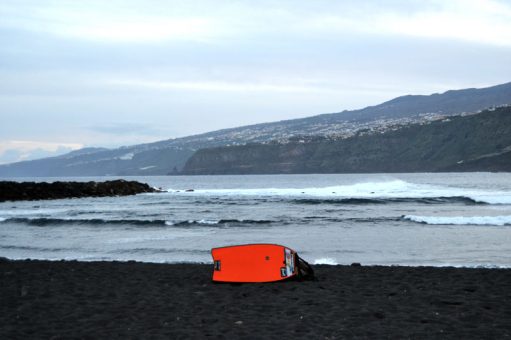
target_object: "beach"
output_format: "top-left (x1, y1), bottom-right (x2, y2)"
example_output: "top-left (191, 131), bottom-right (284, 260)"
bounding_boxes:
top-left (1, 259), bottom-right (510, 339)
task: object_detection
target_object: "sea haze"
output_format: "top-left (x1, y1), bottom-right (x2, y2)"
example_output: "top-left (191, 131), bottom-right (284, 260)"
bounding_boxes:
top-left (1, 173), bottom-right (511, 267)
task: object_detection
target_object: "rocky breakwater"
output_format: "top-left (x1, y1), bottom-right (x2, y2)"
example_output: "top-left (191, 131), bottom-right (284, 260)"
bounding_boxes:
top-left (0, 180), bottom-right (159, 202)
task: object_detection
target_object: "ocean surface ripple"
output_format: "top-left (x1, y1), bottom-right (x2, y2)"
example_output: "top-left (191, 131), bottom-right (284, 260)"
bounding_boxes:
top-left (1, 173), bottom-right (511, 267)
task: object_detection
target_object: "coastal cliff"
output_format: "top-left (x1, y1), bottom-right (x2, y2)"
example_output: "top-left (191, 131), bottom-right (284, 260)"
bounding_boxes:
top-left (182, 106), bottom-right (511, 174)
top-left (1, 82), bottom-right (510, 177)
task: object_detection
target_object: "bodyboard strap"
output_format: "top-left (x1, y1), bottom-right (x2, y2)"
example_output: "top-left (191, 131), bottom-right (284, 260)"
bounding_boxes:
top-left (296, 255), bottom-right (315, 280)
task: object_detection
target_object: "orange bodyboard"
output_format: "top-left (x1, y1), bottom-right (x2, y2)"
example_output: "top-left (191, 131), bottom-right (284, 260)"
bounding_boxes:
top-left (211, 244), bottom-right (297, 283)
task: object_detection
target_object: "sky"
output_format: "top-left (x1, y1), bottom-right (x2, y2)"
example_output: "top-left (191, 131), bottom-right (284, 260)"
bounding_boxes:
top-left (1, 0), bottom-right (511, 164)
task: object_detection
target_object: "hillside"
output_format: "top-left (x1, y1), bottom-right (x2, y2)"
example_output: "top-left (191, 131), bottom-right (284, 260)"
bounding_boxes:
top-left (1, 82), bottom-right (510, 177)
top-left (182, 106), bottom-right (511, 174)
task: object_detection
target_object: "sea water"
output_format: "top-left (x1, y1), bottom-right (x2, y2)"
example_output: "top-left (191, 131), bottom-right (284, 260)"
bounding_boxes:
top-left (1, 173), bottom-right (511, 267)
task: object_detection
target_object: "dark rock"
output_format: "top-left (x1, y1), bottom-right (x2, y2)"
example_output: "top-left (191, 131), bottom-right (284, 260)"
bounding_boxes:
top-left (351, 262), bottom-right (362, 267)
top-left (0, 180), bottom-right (158, 202)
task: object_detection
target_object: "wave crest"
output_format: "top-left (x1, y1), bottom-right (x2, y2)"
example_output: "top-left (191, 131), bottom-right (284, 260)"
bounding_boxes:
top-left (167, 219), bottom-right (274, 226)
top-left (0, 217), bottom-right (275, 227)
top-left (403, 215), bottom-right (511, 226)
top-left (1, 217), bottom-right (168, 226)
top-left (293, 196), bottom-right (481, 205)
top-left (313, 258), bottom-right (338, 265)
top-left (166, 180), bottom-right (511, 205)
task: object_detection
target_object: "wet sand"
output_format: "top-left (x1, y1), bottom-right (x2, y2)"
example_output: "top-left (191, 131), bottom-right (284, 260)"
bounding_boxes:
top-left (1, 259), bottom-right (510, 339)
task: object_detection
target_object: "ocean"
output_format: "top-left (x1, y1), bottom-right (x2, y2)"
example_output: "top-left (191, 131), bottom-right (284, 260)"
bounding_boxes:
top-left (1, 173), bottom-right (511, 267)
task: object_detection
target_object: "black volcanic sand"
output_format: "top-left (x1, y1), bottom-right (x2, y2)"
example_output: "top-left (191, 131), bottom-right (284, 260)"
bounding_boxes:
top-left (1, 260), bottom-right (510, 339)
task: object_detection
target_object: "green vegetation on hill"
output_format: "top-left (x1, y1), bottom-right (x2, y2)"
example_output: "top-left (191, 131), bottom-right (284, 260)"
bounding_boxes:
top-left (183, 106), bottom-right (511, 174)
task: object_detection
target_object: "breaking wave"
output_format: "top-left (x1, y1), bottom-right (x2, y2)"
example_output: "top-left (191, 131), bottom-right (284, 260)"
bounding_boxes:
top-left (0, 217), bottom-right (168, 226)
top-left (313, 258), bottom-right (338, 265)
top-left (0, 217), bottom-right (276, 227)
top-left (304, 216), bottom-right (401, 223)
top-left (0, 245), bottom-right (76, 252)
top-left (167, 219), bottom-right (275, 226)
top-left (167, 180), bottom-right (511, 205)
top-left (403, 215), bottom-right (511, 226)
top-left (292, 197), bottom-right (481, 205)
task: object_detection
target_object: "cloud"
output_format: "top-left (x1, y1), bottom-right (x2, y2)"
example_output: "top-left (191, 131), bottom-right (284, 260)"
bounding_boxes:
top-left (2, 1), bottom-right (511, 46)
top-left (0, 149), bottom-right (25, 165)
top-left (0, 0), bottom-right (510, 152)
top-left (106, 78), bottom-right (338, 94)
top-left (53, 17), bottom-right (214, 43)
top-left (89, 123), bottom-right (165, 136)
top-left (302, 0), bottom-right (511, 47)
top-left (0, 141), bottom-right (83, 164)
top-left (0, 1), bottom-right (218, 43)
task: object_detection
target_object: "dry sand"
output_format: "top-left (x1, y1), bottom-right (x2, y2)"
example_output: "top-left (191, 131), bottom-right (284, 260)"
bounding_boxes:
top-left (1, 259), bottom-right (510, 339)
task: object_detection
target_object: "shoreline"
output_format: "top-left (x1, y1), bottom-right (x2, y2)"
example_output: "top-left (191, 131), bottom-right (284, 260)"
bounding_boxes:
top-left (1, 259), bottom-right (510, 338)
top-left (2, 257), bottom-right (511, 269)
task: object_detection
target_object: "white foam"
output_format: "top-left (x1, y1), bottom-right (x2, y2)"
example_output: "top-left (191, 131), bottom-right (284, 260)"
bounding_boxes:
top-left (197, 219), bottom-right (220, 224)
top-left (165, 219), bottom-right (220, 226)
top-left (169, 180), bottom-right (410, 197)
top-left (470, 195), bottom-right (511, 205)
top-left (313, 257), bottom-right (338, 265)
top-left (166, 179), bottom-right (511, 205)
top-left (404, 215), bottom-right (511, 226)
top-left (0, 217), bottom-right (5, 222)
top-left (0, 208), bottom-right (67, 216)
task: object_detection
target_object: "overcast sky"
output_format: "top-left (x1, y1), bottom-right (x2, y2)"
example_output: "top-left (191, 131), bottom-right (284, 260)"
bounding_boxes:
top-left (1, 0), bottom-right (511, 164)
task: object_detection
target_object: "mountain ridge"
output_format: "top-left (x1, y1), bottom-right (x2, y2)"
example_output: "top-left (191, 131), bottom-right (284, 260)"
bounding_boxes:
top-left (1, 81), bottom-right (510, 177)
top-left (182, 106), bottom-right (511, 174)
